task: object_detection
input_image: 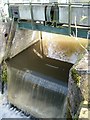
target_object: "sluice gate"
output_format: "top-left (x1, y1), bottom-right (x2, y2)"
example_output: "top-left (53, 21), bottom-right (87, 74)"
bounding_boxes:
top-left (2, 0), bottom-right (89, 118)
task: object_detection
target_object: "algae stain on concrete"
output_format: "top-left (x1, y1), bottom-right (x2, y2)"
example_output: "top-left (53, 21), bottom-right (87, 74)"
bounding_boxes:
top-left (42, 32), bottom-right (88, 63)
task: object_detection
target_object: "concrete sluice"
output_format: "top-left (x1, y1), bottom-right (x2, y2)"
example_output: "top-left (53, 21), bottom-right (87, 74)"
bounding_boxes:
top-left (6, 40), bottom-right (73, 118)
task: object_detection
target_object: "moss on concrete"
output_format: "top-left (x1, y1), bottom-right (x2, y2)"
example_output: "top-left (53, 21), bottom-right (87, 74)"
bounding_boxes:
top-left (71, 68), bottom-right (81, 84)
top-left (1, 61), bottom-right (7, 82)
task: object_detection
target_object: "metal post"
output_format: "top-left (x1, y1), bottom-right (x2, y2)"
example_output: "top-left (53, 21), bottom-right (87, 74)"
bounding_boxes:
top-left (39, 31), bottom-right (44, 58)
top-left (7, 0), bottom-right (10, 18)
top-left (29, 2), bottom-right (34, 30)
top-left (68, 2), bottom-right (71, 35)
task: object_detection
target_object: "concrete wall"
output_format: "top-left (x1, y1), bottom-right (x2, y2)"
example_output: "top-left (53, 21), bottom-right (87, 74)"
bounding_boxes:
top-left (67, 53), bottom-right (90, 119)
top-left (42, 32), bottom-right (88, 64)
top-left (0, 21), bottom-right (7, 63)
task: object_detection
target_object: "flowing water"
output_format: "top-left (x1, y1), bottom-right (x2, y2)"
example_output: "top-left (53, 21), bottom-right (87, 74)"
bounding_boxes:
top-left (6, 41), bottom-right (73, 118)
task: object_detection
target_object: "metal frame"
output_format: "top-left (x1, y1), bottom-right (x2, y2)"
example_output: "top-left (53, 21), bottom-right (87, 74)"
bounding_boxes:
top-left (6, 1), bottom-right (90, 38)
top-left (18, 21), bottom-right (89, 38)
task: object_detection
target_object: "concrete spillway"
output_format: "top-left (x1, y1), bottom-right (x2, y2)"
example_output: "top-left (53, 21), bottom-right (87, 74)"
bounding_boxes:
top-left (6, 41), bottom-right (73, 118)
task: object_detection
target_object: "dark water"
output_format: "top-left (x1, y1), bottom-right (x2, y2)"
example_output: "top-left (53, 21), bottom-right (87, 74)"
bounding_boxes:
top-left (6, 41), bottom-right (73, 118)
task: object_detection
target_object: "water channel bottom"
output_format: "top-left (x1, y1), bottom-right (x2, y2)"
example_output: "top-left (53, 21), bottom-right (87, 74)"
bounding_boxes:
top-left (6, 41), bottom-right (73, 118)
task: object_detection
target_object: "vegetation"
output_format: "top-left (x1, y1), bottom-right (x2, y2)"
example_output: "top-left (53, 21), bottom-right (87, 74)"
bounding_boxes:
top-left (71, 68), bottom-right (81, 84)
top-left (1, 61), bottom-right (7, 82)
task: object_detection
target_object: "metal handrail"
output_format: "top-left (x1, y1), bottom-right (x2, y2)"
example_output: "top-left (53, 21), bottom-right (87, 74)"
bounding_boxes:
top-left (5, 1), bottom-right (89, 36)
top-left (5, 2), bottom-right (90, 6)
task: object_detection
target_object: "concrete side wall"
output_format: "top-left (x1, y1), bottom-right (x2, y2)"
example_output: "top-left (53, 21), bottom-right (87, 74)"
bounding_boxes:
top-left (42, 32), bottom-right (88, 64)
top-left (10, 29), bottom-right (39, 58)
top-left (0, 22), bottom-right (7, 63)
top-left (68, 53), bottom-right (89, 119)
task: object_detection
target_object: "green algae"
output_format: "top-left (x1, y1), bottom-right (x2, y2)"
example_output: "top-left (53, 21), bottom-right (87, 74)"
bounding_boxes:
top-left (1, 61), bottom-right (7, 82)
top-left (71, 68), bottom-right (81, 84)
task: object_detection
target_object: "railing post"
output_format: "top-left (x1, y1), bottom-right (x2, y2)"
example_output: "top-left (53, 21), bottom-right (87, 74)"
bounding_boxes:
top-left (29, 2), bottom-right (34, 30)
top-left (68, 2), bottom-right (71, 36)
top-left (39, 31), bottom-right (44, 58)
top-left (7, 0), bottom-right (10, 18)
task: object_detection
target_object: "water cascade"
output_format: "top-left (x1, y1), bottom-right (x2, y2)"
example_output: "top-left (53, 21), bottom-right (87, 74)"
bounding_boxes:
top-left (7, 40), bottom-right (73, 118)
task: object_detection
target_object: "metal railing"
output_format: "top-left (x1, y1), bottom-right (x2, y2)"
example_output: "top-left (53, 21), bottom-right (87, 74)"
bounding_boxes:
top-left (4, 1), bottom-right (90, 37)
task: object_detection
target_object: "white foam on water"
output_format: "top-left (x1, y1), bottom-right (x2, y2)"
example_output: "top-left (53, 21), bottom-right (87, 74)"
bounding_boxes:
top-left (0, 92), bottom-right (29, 119)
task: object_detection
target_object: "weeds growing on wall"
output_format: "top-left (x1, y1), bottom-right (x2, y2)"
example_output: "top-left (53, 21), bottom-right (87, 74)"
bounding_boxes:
top-left (71, 68), bottom-right (81, 84)
top-left (1, 61), bottom-right (7, 82)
